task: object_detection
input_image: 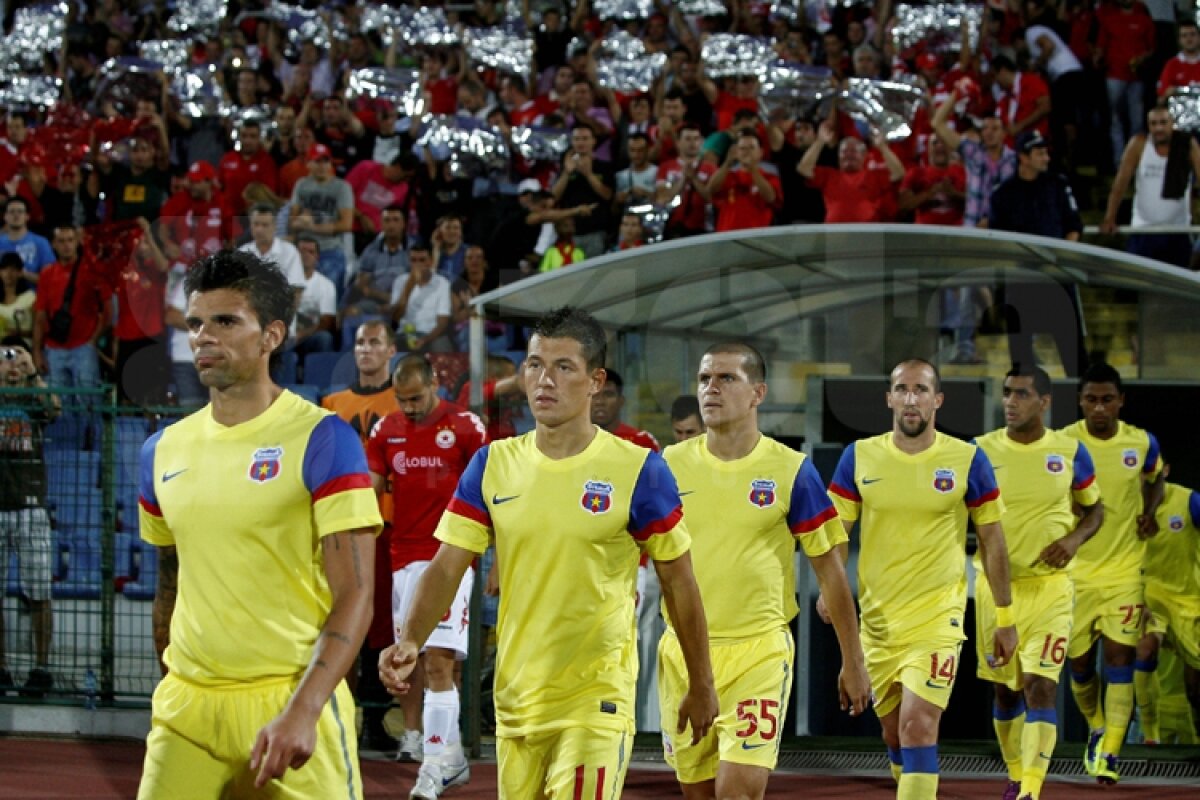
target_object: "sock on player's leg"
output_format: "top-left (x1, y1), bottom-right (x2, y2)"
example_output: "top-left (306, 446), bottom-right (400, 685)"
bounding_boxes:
top-left (424, 688), bottom-right (460, 763)
top-left (897, 745), bottom-right (938, 800)
top-left (1070, 665), bottom-right (1105, 733)
top-left (993, 698), bottom-right (1027, 782)
top-left (1101, 665), bottom-right (1135, 756)
top-left (1019, 707), bottom-right (1057, 800)
top-left (887, 746), bottom-right (903, 783)
top-left (1134, 658), bottom-right (1160, 743)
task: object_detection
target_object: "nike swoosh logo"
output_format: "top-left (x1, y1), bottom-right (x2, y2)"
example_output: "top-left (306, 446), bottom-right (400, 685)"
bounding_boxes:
top-left (1038, 660), bottom-right (1059, 669)
top-left (993, 465), bottom-right (1006, 470)
top-left (741, 742), bottom-right (768, 750)
top-left (492, 494), bottom-right (520, 505)
top-left (862, 477), bottom-right (883, 485)
top-left (1039, 752), bottom-right (1052, 760)
top-left (162, 469), bottom-right (187, 482)
top-left (679, 491), bottom-right (695, 496)
top-left (925, 680), bottom-right (947, 689)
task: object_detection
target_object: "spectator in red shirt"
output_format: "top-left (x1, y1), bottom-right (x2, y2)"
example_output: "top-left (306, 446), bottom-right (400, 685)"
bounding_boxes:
top-left (279, 126), bottom-right (317, 199)
top-left (1157, 20), bottom-right (1200, 97)
top-left (345, 153), bottom-right (417, 244)
top-left (655, 124), bottom-right (715, 239)
top-left (991, 55), bottom-right (1052, 144)
top-left (699, 68), bottom-right (760, 133)
top-left (31, 224), bottom-right (110, 387)
top-left (157, 161), bottom-right (234, 268)
top-left (218, 119), bottom-right (278, 217)
top-left (1095, 0), bottom-right (1156, 169)
top-left (113, 219), bottom-right (170, 406)
top-left (705, 130), bottom-right (782, 232)
top-left (898, 135), bottom-right (967, 226)
top-left (799, 123), bottom-right (905, 223)
top-left (498, 73), bottom-right (549, 126)
top-left (0, 113), bottom-right (28, 187)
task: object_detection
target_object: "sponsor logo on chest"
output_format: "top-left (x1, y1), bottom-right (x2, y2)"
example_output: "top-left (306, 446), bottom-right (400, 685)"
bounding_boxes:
top-left (391, 453), bottom-right (447, 475)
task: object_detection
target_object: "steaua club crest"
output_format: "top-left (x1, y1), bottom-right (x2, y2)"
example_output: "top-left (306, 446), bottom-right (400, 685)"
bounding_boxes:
top-left (581, 480), bottom-right (614, 514)
top-left (749, 479), bottom-right (777, 508)
top-left (1045, 454), bottom-right (1065, 474)
top-left (932, 468), bottom-right (956, 493)
top-left (249, 446), bottom-right (283, 482)
top-left (1169, 515), bottom-right (1185, 532)
top-left (435, 428), bottom-right (456, 449)
top-left (1122, 449), bottom-right (1139, 469)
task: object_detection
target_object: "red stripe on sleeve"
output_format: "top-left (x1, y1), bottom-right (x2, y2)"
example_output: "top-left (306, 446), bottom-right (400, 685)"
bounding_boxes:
top-left (828, 482), bottom-right (860, 501)
top-left (1072, 473), bottom-right (1096, 491)
top-left (595, 766), bottom-right (606, 800)
top-left (966, 487), bottom-right (1001, 508)
top-left (790, 504), bottom-right (839, 535)
top-left (630, 505), bottom-right (683, 542)
top-left (312, 473), bottom-right (373, 502)
top-left (573, 766), bottom-right (584, 800)
top-left (446, 496), bottom-right (491, 528)
top-left (139, 497), bottom-right (162, 518)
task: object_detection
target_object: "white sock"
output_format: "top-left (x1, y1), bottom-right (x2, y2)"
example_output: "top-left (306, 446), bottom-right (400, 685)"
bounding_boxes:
top-left (423, 688), bottom-right (459, 762)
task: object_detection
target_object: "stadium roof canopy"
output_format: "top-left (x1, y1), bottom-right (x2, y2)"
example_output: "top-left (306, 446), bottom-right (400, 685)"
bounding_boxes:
top-left (471, 224), bottom-right (1200, 342)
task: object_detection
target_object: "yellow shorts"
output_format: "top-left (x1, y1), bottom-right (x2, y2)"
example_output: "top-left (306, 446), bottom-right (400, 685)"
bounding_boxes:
top-left (497, 724), bottom-right (632, 800)
top-left (976, 573), bottom-right (1073, 690)
top-left (137, 673), bottom-right (361, 800)
top-left (864, 634), bottom-right (963, 719)
top-left (658, 627), bottom-right (793, 784)
top-left (1068, 580), bottom-right (1145, 657)
top-left (1146, 589), bottom-right (1200, 669)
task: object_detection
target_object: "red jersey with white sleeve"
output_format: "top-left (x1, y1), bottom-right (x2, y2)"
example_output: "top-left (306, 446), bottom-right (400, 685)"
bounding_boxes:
top-left (611, 421), bottom-right (660, 452)
top-left (1158, 53), bottom-right (1200, 96)
top-left (367, 400), bottom-right (487, 569)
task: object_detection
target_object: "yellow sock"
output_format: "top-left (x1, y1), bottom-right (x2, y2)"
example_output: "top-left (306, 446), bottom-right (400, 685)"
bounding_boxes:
top-left (1070, 671), bottom-right (1105, 732)
top-left (888, 746), bottom-right (903, 783)
top-left (898, 746), bottom-right (938, 800)
top-left (993, 700), bottom-right (1026, 781)
top-left (1101, 666), bottom-right (1135, 756)
top-left (1019, 708), bottom-right (1057, 800)
top-left (1134, 658), bottom-right (1160, 742)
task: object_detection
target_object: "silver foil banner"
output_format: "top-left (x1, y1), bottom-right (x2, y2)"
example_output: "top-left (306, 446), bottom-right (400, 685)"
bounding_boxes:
top-left (0, 75), bottom-right (61, 111)
top-left (593, 0), bottom-right (655, 19)
top-left (509, 124), bottom-right (571, 163)
top-left (466, 27), bottom-right (533, 76)
top-left (415, 115), bottom-right (509, 178)
top-left (5, 2), bottom-right (69, 73)
top-left (239, 4), bottom-right (336, 50)
top-left (758, 61), bottom-right (835, 120)
top-left (822, 78), bottom-right (925, 141)
top-left (170, 64), bottom-right (230, 119)
top-left (231, 105), bottom-right (278, 148)
top-left (166, 0), bottom-right (228, 39)
top-left (358, 4), bottom-right (410, 47)
top-left (139, 40), bottom-right (192, 75)
top-left (701, 34), bottom-right (775, 78)
top-left (93, 57), bottom-right (165, 118)
top-left (1167, 88), bottom-right (1200, 133)
top-left (678, 0), bottom-right (729, 16)
top-left (399, 7), bottom-right (461, 47)
top-left (594, 31), bottom-right (668, 93)
top-left (892, 3), bottom-right (982, 58)
top-left (348, 68), bottom-right (426, 118)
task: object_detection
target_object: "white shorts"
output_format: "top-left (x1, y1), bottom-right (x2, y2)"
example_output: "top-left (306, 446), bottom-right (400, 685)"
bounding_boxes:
top-left (0, 508), bottom-right (52, 602)
top-left (392, 561), bottom-right (474, 660)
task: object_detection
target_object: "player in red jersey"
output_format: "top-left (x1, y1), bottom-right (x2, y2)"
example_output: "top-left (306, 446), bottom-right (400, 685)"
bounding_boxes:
top-left (366, 354), bottom-right (486, 798)
top-left (591, 368), bottom-right (660, 452)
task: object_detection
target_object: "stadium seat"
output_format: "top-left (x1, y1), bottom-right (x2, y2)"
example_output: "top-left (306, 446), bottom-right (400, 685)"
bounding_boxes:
top-left (4, 552), bottom-right (17, 596)
top-left (301, 351), bottom-right (344, 389)
top-left (122, 543), bottom-right (158, 601)
top-left (52, 527), bottom-right (101, 600)
top-left (49, 488), bottom-right (103, 533)
top-left (282, 384), bottom-right (321, 404)
top-left (45, 450), bottom-right (101, 494)
top-left (271, 351), bottom-right (298, 385)
top-left (43, 414), bottom-right (91, 450)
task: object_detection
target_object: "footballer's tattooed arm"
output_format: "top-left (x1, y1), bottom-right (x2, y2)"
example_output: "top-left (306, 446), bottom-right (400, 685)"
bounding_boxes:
top-left (152, 546), bottom-right (178, 676)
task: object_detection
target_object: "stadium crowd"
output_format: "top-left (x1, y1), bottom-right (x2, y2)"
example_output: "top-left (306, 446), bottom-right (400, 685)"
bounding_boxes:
top-left (0, 0), bottom-right (1199, 401)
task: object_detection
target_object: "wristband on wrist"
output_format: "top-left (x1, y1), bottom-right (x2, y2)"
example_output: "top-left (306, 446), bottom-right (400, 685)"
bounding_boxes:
top-left (995, 605), bottom-right (1015, 628)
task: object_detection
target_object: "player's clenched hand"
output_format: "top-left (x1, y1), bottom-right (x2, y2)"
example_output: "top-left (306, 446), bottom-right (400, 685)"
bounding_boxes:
top-left (378, 641), bottom-right (419, 695)
top-left (1034, 534), bottom-right (1079, 570)
top-left (1136, 513), bottom-right (1159, 540)
top-left (249, 705), bottom-right (319, 788)
top-left (838, 659), bottom-right (872, 716)
top-left (815, 593), bottom-right (832, 625)
top-left (990, 625), bottom-right (1018, 668)
top-left (677, 683), bottom-right (719, 745)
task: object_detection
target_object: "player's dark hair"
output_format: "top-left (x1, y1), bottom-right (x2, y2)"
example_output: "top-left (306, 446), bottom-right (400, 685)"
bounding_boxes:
top-left (184, 248), bottom-right (296, 333)
top-left (532, 306), bottom-right (606, 371)
top-left (393, 353), bottom-right (434, 386)
top-left (603, 368), bottom-right (624, 393)
top-left (1006, 363), bottom-right (1052, 396)
top-left (670, 394), bottom-right (700, 422)
top-left (891, 358), bottom-right (940, 392)
top-left (1079, 362), bottom-right (1123, 394)
top-left (704, 342), bottom-right (767, 383)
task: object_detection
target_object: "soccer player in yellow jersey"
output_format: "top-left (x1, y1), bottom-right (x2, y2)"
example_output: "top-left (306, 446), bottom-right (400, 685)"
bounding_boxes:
top-left (975, 365), bottom-right (1104, 800)
top-left (379, 306), bottom-right (718, 798)
top-left (826, 359), bottom-right (1016, 800)
top-left (1136, 469), bottom-right (1200, 742)
top-left (1060, 362), bottom-right (1164, 783)
top-left (660, 343), bottom-right (871, 799)
top-left (137, 250), bottom-right (383, 798)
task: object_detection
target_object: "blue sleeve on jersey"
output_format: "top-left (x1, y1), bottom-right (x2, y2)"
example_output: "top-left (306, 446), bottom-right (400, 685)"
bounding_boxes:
top-left (788, 458), bottom-right (839, 533)
top-left (1189, 491), bottom-right (1200, 528)
top-left (628, 450), bottom-right (683, 540)
top-left (302, 414), bottom-right (372, 499)
top-left (1072, 442), bottom-right (1097, 490)
top-left (446, 445), bottom-right (492, 527)
top-left (828, 443), bottom-right (859, 501)
top-left (1144, 433), bottom-right (1161, 475)
top-left (139, 429), bottom-right (164, 515)
top-left (965, 447), bottom-right (1001, 507)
